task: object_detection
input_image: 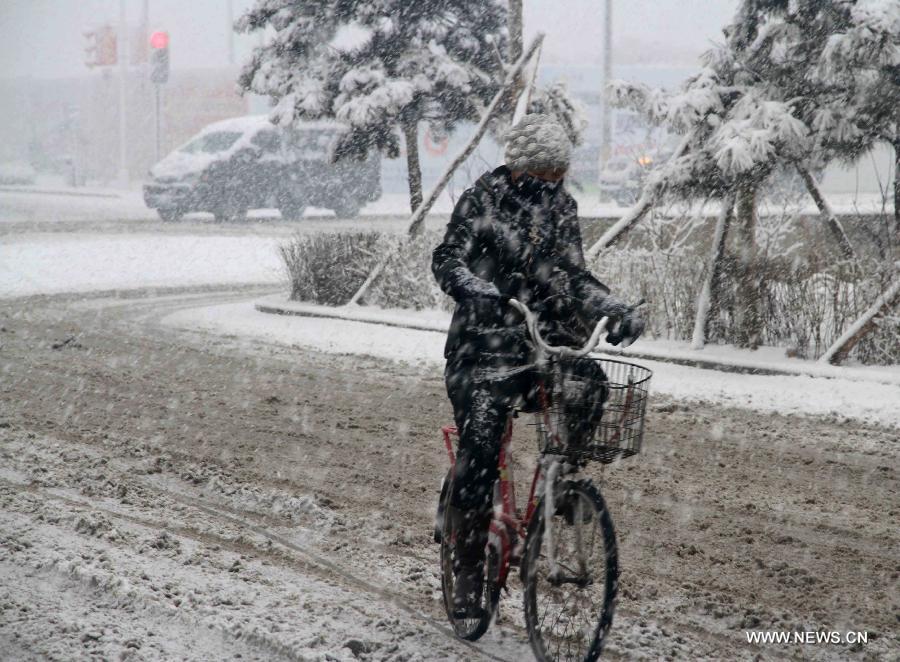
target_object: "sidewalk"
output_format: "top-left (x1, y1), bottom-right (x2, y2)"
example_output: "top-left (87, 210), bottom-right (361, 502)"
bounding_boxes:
top-left (161, 295), bottom-right (900, 429)
top-left (254, 294), bottom-right (900, 386)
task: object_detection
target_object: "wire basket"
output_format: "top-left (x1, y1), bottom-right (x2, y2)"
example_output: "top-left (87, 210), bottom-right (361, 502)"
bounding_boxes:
top-left (533, 357), bottom-right (653, 464)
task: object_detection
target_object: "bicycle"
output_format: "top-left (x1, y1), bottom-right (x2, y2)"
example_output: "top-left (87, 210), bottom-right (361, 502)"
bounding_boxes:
top-left (434, 299), bottom-right (653, 661)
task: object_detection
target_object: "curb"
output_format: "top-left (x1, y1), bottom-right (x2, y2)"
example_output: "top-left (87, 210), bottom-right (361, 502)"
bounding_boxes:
top-left (254, 300), bottom-right (448, 334)
top-left (253, 297), bottom-right (899, 383)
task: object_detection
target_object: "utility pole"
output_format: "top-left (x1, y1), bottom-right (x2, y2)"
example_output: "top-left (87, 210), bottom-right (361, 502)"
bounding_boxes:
top-left (505, 0), bottom-right (525, 120)
top-left (227, 0), bottom-right (235, 65)
top-left (598, 0), bottom-right (612, 193)
top-left (117, 0), bottom-right (129, 187)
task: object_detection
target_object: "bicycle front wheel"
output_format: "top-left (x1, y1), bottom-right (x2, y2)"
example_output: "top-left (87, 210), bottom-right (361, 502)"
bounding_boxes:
top-left (522, 479), bottom-right (618, 662)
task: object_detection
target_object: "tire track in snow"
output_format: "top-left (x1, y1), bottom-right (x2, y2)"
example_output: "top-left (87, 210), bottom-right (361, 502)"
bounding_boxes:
top-left (0, 469), bottom-right (518, 662)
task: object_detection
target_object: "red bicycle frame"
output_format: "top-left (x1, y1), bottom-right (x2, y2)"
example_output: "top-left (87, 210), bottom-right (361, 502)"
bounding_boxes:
top-left (440, 386), bottom-right (555, 590)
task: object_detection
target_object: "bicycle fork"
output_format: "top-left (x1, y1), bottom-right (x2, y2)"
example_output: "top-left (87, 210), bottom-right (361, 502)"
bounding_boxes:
top-left (543, 459), bottom-right (562, 581)
top-left (541, 458), bottom-right (592, 587)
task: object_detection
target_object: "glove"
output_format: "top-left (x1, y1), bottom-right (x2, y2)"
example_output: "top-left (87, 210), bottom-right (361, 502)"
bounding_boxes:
top-left (606, 308), bottom-right (645, 348)
top-left (467, 281), bottom-right (513, 309)
top-left (463, 276), bottom-right (503, 301)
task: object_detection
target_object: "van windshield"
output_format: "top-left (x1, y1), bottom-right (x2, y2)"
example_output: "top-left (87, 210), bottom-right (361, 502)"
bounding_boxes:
top-left (180, 131), bottom-right (242, 154)
top-left (286, 129), bottom-right (341, 159)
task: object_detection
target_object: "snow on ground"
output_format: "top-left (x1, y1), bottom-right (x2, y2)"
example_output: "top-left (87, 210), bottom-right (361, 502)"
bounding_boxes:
top-left (609, 337), bottom-right (900, 386)
top-left (5, 289), bottom-right (897, 661)
top-left (0, 187), bottom-right (456, 224)
top-left (0, 189), bottom-right (155, 223)
top-left (0, 233), bottom-right (284, 297)
top-left (0, 432), bottom-right (501, 662)
top-left (164, 299), bottom-right (900, 430)
top-left (168, 299), bottom-right (446, 367)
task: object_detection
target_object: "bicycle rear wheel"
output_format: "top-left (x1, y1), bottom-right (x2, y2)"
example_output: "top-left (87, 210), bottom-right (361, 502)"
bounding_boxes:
top-left (439, 472), bottom-right (500, 641)
top-left (522, 479), bottom-right (618, 661)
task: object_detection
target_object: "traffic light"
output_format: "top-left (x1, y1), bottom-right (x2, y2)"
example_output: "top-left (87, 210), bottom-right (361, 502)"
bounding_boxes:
top-left (84, 25), bottom-right (117, 68)
top-left (149, 31), bottom-right (170, 84)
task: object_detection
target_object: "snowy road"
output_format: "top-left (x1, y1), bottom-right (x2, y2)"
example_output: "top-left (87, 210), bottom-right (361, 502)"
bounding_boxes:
top-left (1, 194), bottom-right (898, 660)
top-left (0, 188), bottom-right (429, 300)
top-left (1, 287), bottom-right (897, 661)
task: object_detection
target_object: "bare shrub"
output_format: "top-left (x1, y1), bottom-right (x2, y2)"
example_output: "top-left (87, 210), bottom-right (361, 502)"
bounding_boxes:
top-left (280, 233), bottom-right (382, 305)
top-left (587, 205), bottom-right (898, 364)
top-left (364, 231), bottom-right (454, 311)
top-left (280, 217), bottom-right (897, 364)
top-left (591, 204), bottom-right (710, 340)
top-left (280, 231), bottom-right (452, 309)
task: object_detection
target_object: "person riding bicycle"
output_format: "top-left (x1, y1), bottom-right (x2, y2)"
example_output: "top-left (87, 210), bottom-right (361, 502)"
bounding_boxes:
top-left (431, 114), bottom-right (645, 618)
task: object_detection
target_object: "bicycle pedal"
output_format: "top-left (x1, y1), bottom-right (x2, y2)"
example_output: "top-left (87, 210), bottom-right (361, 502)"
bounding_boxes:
top-left (452, 606), bottom-right (488, 620)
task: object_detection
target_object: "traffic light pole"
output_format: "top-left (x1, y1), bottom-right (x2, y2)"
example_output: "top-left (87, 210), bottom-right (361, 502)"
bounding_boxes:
top-left (149, 30), bottom-right (170, 163)
top-left (154, 85), bottom-right (161, 162)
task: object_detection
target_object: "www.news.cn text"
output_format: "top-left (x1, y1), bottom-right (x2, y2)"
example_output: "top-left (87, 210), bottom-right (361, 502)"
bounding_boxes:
top-left (746, 631), bottom-right (868, 645)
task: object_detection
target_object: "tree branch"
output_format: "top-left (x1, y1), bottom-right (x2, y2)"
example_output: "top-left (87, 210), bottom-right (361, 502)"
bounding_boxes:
top-left (795, 163), bottom-right (856, 260)
top-left (819, 270), bottom-right (900, 365)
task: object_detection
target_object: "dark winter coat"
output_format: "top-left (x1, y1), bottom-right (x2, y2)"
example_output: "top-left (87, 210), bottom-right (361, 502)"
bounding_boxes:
top-left (432, 166), bottom-right (619, 365)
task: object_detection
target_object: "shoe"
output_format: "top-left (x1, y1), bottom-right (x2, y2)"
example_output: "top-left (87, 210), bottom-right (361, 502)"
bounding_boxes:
top-left (448, 506), bottom-right (490, 619)
top-left (452, 564), bottom-right (485, 619)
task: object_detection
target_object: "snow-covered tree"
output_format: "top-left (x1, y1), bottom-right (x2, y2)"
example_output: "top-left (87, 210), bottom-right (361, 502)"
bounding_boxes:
top-left (716, 0), bottom-right (899, 242)
top-left (609, 64), bottom-right (810, 348)
top-left (236, 0), bottom-right (509, 212)
top-left (806, 0), bottom-right (900, 236)
top-left (605, 0), bottom-right (899, 349)
top-left (527, 81), bottom-right (589, 147)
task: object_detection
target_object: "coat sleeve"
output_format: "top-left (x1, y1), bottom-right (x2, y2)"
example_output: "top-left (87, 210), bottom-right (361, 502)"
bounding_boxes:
top-left (431, 189), bottom-right (501, 302)
top-left (556, 196), bottom-right (631, 319)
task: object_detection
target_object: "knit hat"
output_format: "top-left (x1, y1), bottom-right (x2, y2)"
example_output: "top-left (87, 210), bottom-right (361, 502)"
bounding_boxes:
top-left (504, 113), bottom-right (573, 172)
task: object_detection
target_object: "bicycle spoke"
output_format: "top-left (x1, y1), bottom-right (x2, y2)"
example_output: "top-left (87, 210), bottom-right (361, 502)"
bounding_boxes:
top-left (525, 482), bottom-right (616, 661)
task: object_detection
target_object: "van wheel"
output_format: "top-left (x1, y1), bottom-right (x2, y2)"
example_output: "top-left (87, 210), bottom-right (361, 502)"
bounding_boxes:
top-left (212, 203), bottom-right (247, 223)
top-left (332, 201), bottom-right (361, 218)
top-left (279, 203), bottom-right (307, 220)
top-left (158, 208), bottom-right (183, 223)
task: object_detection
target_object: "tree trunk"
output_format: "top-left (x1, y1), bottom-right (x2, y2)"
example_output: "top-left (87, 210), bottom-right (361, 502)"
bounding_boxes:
top-left (508, 0), bottom-right (523, 62)
top-left (734, 182), bottom-right (762, 350)
top-left (819, 273), bottom-right (900, 365)
top-left (691, 194), bottom-right (735, 349)
top-left (893, 140), bottom-right (899, 242)
top-left (403, 120), bottom-right (423, 214)
top-left (796, 163), bottom-right (856, 260)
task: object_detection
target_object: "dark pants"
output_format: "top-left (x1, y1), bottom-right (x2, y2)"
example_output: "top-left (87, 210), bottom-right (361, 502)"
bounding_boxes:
top-left (445, 356), bottom-right (607, 513)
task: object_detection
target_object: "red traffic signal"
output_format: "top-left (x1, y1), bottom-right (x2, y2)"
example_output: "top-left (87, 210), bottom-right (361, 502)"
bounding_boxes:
top-left (149, 31), bottom-right (170, 84)
top-left (149, 31), bottom-right (169, 50)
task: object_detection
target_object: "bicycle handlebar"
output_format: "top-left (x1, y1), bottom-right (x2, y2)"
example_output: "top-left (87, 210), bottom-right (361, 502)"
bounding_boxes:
top-left (507, 298), bottom-right (609, 359)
